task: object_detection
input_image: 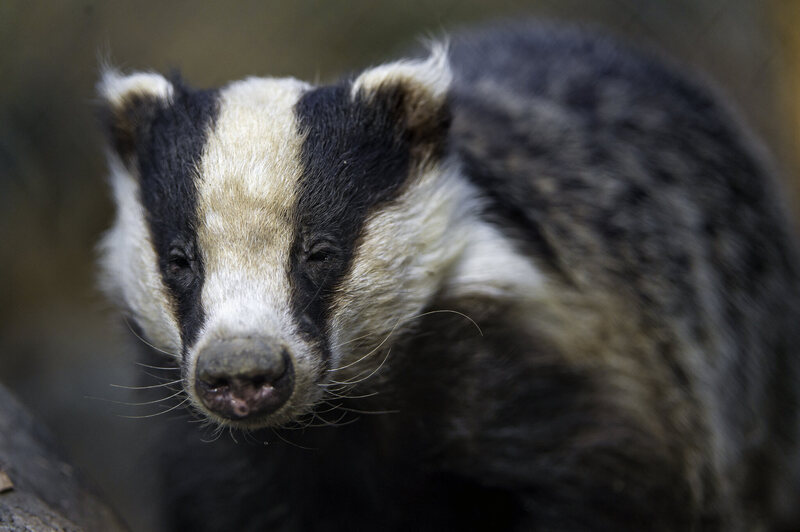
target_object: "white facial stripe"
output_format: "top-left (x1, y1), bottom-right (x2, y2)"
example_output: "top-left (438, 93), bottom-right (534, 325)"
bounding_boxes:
top-left (98, 156), bottom-right (182, 357)
top-left (195, 76), bottom-right (315, 357)
top-left (187, 77), bottom-right (324, 425)
top-left (196, 77), bottom-right (310, 338)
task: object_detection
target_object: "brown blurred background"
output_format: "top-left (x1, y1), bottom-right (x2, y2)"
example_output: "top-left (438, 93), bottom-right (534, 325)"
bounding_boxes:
top-left (0, 1), bottom-right (798, 530)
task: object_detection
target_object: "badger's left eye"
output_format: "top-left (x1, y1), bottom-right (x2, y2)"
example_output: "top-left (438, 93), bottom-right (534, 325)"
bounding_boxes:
top-left (304, 240), bottom-right (340, 284)
top-left (307, 247), bottom-right (332, 263)
top-left (305, 240), bottom-right (339, 264)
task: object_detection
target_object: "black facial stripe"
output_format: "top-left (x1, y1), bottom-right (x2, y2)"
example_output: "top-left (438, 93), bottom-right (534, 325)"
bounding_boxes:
top-left (132, 77), bottom-right (220, 349)
top-left (290, 82), bottom-right (427, 343)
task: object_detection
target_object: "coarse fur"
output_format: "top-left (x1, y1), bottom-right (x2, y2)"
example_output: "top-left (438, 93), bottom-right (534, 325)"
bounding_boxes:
top-left (98, 23), bottom-right (800, 531)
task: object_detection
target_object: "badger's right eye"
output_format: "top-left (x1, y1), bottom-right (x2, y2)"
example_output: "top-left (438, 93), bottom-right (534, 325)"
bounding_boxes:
top-left (168, 252), bottom-right (190, 274)
top-left (166, 247), bottom-right (195, 286)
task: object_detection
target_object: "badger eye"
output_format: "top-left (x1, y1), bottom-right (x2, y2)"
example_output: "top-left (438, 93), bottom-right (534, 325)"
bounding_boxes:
top-left (168, 254), bottom-right (190, 274)
top-left (307, 248), bottom-right (330, 263)
top-left (304, 240), bottom-right (340, 285)
top-left (305, 241), bottom-right (337, 264)
top-left (167, 247), bottom-right (193, 278)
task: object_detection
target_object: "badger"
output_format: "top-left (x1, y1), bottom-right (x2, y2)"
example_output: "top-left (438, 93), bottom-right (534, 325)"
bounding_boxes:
top-left (97, 24), bottom-right (800, 531)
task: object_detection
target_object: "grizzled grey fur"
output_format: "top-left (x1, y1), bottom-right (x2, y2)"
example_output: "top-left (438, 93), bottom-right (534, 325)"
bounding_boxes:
top-left (446, 24), bottom-right (800, 529)
top-left (99, 23), bottom-right (800, 531)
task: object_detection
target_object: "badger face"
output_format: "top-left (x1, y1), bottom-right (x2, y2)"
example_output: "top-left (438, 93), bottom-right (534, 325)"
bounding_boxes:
top-left (98, 49), bottom-right (476, 429)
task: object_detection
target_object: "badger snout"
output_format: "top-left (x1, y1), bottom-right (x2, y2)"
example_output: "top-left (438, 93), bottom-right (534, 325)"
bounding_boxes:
top-left (194, 336), bottom-right (294, 421)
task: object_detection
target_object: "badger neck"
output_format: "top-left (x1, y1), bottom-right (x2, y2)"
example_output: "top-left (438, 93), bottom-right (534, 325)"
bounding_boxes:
top-left (325, 156), bottom-right (548, 383)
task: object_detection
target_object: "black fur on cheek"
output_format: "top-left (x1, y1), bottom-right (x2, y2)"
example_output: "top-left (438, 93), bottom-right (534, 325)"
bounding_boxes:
top-left (161, 237), bottom-right (205, 348)
top-left (128, 75), bottom-right (220, 350)
top-left (289, 80), bottom-right (450, 344)
top-left (300, 241), bottom-right (344, 297)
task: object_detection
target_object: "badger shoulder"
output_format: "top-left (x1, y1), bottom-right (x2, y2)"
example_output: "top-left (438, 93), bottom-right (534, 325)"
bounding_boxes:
top-left (444, 23), bottom-right (800, 362)
top-left (442, 23), bottom-right (800, 527)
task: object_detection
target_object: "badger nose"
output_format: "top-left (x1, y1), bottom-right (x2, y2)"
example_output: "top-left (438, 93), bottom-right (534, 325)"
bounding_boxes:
top-left (194, 337), bottom-right (294, 420)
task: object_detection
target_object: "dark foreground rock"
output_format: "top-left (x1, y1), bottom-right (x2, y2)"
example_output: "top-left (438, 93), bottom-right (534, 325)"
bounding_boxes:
top-left (0, 383), bottom-right (127, 531)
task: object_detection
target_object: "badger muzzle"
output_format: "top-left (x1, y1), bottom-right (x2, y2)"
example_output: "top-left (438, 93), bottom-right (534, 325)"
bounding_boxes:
top-left (194, 336), bottom-right (295, 420)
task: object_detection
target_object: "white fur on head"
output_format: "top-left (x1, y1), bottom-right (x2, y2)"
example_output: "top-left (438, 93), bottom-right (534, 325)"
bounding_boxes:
top-left (185, 76), bottom-right (323, 426)
top-left (193, 77), bottom-right (308, 343)
top-left (97, 67), bottom-right (182, 356)
top-left (98, 68), bottom-right (174, 109)
top-left (98, 157), bottom-right (183, 357)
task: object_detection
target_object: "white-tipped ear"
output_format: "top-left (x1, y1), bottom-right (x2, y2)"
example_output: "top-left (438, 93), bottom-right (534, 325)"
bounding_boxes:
top-left (351, 42), bottom-right (452, 104)
top-left (97, 67), bottom-right (174, 162)
top-left (351, 43), bottom-right (452, 160)
top-left (98, 68), bottom-right (173, 109)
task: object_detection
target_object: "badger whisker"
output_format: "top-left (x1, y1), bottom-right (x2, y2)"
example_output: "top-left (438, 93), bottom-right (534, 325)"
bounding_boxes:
top-left (135, 362), bottom-right (181, 371)
top-left (284, 416), bottom-right (315, 431)
top-left (270, 428), bottom-right (317, 450)
top-left (313, 401), bottom-right (344, 415)
top-left (328, 325), bottom-right (402, 374)
top-left (328, 308), bottom-right (482, 374)
top-left (242, 430), bottom-right (261, 445)
top-left (322, 389), bottom-right (380, 400)
top-left (109, 379), bottom-right (183, 390)
top-left (279, 408), bottom-right (356, 430)
top-left (331, 331), bottom-right (376, 349)
top-left (307, 408), bottom-right (352, 427)
top-left (324, 415), bottom-right (361, 428)
top-left (139, 369), bottom-right (184, 383)
top-left (201, 425), bottom-right (225, 443)
top-left (328, 348), bottom-right (392, 387)
top-left (328, 406), bottom-right (399, 416)
top-left (123, 316), bottom-right (181, 359)
top-left (86, 389), bottom-right (185, 407)
top-left (118, 397), bottom-right (190, 419)
top-left (418, 309), bottom-right (484, 336)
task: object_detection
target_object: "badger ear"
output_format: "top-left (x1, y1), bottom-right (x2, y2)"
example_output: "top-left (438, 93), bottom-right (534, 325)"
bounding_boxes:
top-left (97, 68), bottom-right (174, 163)
top-left (352, 43), bottom-right (451, 156)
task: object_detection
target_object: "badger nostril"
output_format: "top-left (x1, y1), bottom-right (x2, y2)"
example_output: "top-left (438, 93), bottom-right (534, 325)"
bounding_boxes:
top-left (206, 377), bottom-right (229, 390)
top-left (194, 338), bottom-right (294, 421)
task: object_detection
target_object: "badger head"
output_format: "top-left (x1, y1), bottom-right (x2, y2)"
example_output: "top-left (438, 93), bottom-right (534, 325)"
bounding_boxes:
top-left (97, 48), bottom-right (514, 429)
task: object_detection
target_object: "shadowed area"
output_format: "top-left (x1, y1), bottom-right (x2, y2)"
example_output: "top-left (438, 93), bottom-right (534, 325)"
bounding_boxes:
top-left (0, 383), bottom-right (127, 531)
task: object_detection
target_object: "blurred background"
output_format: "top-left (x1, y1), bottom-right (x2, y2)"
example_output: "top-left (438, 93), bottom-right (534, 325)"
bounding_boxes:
top-left (0, 1), bottom-right (798, 530)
